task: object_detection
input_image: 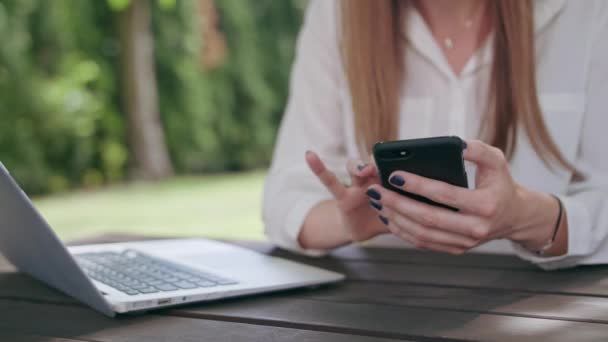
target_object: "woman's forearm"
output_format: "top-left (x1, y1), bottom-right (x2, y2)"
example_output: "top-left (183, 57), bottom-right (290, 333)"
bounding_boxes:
top-left (298, 200), bottom-right (352, 250)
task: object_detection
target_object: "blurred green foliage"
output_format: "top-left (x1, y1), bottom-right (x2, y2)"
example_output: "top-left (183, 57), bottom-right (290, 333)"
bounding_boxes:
top-left (0, 0), bottom-right (306, 194)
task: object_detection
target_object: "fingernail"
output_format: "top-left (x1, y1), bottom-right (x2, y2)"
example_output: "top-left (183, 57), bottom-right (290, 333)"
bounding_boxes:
top-left (366, 188), bottom-right (381, 200)
top-left (305, 150), bottom-right (312, 156)
top-left (357, 163), bottom-right (369, 171)
top-left (379, 215), bottom-right (389, 225)
top-left (462, 141), bottom-right (468, 149)
top-left (369, 200), bottom-right (382, 211)
top-left (389, 175), bottom-right (405, 186)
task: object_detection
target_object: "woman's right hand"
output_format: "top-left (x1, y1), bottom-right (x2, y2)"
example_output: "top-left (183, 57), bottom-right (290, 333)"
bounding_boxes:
top-left (305, 151), bottom-right (389, 242)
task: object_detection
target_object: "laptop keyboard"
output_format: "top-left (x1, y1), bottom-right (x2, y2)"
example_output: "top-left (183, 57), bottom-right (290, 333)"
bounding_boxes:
top-left (75, 250), bottom-right (237, 296)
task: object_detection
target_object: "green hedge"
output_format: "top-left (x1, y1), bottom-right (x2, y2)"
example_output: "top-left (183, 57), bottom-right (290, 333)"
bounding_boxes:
top-left (0, 0), bottom-right (305, 194)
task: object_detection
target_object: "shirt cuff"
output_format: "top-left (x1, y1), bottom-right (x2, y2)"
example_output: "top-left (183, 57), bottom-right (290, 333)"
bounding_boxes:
top-left (511, 194), bottom-right (590, 270)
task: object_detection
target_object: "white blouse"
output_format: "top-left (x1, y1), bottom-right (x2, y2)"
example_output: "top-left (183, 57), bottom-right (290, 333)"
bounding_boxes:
top-left (263, 0), bottom-right (608, 270)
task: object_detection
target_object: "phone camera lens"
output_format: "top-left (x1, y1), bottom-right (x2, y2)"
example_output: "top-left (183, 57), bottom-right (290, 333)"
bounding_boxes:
top-left (377, 150), bottom-right (411, 160)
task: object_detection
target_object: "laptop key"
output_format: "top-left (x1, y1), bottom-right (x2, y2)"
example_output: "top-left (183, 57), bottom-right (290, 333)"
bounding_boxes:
top-left (75, 249), bottom-right (238, 295)
top-left (138, 287), bottom-right (159, 294)
top-left (155, 284), bottom-right (179, 292)
top-left (195, 280), bottom-right (216, 287)
top-left (173, 281), bottom-right (197, 289)
top-left (214, 278), bottom-right (238, 285)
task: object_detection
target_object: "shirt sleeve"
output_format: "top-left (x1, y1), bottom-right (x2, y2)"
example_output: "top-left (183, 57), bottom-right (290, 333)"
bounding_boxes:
top-left (262, 0), bottom-right (347, 256)
top-left (513, 6), bottom-right (608, 270)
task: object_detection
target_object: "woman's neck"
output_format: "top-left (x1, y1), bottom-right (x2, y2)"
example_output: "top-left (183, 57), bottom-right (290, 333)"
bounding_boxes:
top-left (415, 0), bottom-right (486, 29)
top-left (414, 0), bottom-right (491, 76)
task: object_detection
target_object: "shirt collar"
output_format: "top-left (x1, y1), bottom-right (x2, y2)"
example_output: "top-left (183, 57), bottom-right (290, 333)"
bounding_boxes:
top-left (535, 0), bottom-right (567, 33)
top-left (403, 7), bottom-right (454, 79)
top-left (402, 0), bottom-right (567, 79)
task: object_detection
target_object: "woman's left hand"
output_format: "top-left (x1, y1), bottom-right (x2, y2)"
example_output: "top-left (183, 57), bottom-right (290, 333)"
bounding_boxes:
top-left (366, 140), bottom-right (559, 255)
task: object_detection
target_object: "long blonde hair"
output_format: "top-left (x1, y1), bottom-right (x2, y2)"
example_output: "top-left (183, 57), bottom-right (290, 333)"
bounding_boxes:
top-left (340, 0), bottom-right (576, 173)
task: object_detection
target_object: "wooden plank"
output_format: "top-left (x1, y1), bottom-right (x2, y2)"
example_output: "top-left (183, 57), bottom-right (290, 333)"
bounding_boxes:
top-left (0, 300), bottom-right (411, 342)
top-left (217, 243), bottom-right (608, 298)
top-left (232, 241), bottom-right (536, 270)
top-left (302, 282), bottom-right (608, 324)
top-left (0, 332), bottom-right (86, 342)
top-left (169, 293), bottom-right (608, 341)
top-left (231, 241), bottom-right (608, 298)
top-left (211, 241), bottom-right (608, 297)
top-left (5, 269), bottom-right (606, 330)
top-left (301, 259), bottom-right (608, 297)
top-left (0, 272), bottom-right (78, 304)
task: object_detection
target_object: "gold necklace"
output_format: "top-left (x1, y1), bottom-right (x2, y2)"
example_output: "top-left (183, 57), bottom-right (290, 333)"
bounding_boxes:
top-left (443, 3), bottom-right (485, 50)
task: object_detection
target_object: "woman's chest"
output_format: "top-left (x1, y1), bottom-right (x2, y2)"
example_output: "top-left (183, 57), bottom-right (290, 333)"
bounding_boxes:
top-left (340, 41), bottom-right (588, 194)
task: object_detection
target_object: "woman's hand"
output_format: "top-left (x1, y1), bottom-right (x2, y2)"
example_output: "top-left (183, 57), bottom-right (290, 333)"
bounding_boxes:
top-left (366, 140), bottom-right (560, 255)
top-left (305, 151), bottom-right (389, 243)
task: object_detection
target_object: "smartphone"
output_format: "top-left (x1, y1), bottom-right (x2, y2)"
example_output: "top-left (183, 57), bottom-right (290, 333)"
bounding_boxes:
top-left (373, 136), bottom-right (468, 211)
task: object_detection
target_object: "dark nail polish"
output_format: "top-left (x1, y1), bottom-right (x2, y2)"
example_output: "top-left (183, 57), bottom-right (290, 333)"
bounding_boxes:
top-left (389, 175), bottom-right (405, 186)
top-left (462, 141), bottom-right (468, 149)
top-left (366, 188), bottom-right (381, 200)
top-left (357, 163), bottom-right (368, 171)
top-left (379, 215), bottom-right (389, 225)
top-left (369, 200), bottom-right (382, 211)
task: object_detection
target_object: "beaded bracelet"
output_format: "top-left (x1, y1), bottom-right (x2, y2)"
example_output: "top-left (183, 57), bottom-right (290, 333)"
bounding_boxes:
top-left (534, 195), bottom-right (563, 256)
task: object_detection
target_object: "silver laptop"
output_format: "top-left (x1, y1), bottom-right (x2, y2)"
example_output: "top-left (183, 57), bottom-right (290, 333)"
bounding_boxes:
top-left (0, 162), bottom-right (344, 317)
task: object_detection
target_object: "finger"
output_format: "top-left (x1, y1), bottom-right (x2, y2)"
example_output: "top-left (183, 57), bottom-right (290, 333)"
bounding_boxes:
top-left (370, 153), bottom-right (377, 168)
top-left (357, 155), bottom-right (379, 179)
top-left (369, 153), bottom-right (379, 174)
top-left (368, 185), bottom-right (481, 239)
top-left (463, 140), bottom-right (508, 170)
top-left (305, 151), bottom-right (346, 199)
top-left (360, 162), bottom-right (380, 188)
top-left (382, 216), bottom-right (468, 255)
top-left (387, 170), bottom-right (487, 214)
top-left (346, 159), bottom-right (374, 187)
top-left (378, 204), bottom-right (478, 250)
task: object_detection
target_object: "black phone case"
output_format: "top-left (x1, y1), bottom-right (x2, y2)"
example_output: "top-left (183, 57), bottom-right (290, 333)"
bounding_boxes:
top-left (373, 136), bottom-right (468, 211)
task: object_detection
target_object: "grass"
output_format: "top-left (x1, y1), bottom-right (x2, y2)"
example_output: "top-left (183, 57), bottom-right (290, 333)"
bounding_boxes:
top-left (32, 171), bottom-right (267, 241)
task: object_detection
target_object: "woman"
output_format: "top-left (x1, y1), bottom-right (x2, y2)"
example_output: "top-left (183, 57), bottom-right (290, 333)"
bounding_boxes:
top-left (263, 0), bottom-right (608, 270)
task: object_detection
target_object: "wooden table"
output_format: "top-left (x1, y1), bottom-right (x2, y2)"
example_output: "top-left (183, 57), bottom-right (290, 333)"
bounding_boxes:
top-left (2, 235), bottom-right (608, 341)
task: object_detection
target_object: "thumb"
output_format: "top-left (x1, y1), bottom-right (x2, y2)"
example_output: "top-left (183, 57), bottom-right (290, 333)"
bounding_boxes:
top-left (463, 140), bottom-right (508, 171)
